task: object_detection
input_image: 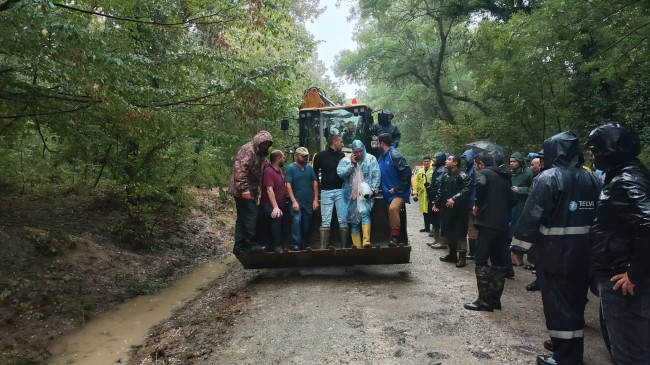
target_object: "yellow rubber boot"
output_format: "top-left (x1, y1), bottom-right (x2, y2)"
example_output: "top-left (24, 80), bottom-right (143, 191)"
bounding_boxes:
top-left (362, 224), bottom-right (372, 248)
top-left (351, 232), bottom-right (361, 249)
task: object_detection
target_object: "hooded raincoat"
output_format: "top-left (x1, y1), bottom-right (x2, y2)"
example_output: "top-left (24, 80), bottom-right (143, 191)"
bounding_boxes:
top-left (227, 131), bottom-right (273, 201)
top-left (337, 140), bottom-right (381, 231)
top-left (513, 131), bottom-right (601, 365)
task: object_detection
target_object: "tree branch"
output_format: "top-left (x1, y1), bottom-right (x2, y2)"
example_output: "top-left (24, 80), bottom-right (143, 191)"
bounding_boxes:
top-left (442, 92), bottom-right (491, 116)
top-left (0, 0), bottom-right (20, 12)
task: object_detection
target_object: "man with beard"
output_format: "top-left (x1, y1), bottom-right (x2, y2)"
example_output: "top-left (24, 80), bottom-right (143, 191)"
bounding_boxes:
top-left (228, 130), bottom-right (273, 254)
top-left (258, 150), bottom-right (286, 254)
top-left (588, 123), bottom-right (650, 365)
top-left (433, 154), bottom-right (472, 268)
top-left (464, 152), bottom-right (515, 312)
top-left (285, 147), bottom-right (319, 250)
top-left (514, 131), bottom-right (600, 365)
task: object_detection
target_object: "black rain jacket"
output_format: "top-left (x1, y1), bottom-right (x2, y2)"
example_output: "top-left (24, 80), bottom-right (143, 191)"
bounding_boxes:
top-left (473, 166), bottom-right (515, 233)
top-left (435, 168), bottom-right (472, 239)
top-left (590, 159), bottom-right (650, 283)
top-left (514, 131), bottom-right (601, 274)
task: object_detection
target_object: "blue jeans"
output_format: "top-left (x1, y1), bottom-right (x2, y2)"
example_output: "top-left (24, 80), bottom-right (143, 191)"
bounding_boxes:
top-left (320, 189), bottom-right (346, 228)
top-left (291, 203), bottom-right (313, 248)
top-left (598, 276), bottom-right (650, 365)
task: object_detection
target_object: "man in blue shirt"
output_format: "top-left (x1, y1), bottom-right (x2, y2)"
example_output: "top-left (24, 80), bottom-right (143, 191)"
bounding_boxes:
top-left (377, 133), bottom-right (411, 246)
top-left (285, 147), bottom-right (319, 250)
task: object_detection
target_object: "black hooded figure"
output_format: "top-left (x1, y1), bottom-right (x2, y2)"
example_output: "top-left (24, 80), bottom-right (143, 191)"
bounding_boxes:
top-left (370, 109), bottom-right (401, 152)
top-left (588, 123), bottom-right (650, 365)
top-left (514, 131), bottom-right (601, 365)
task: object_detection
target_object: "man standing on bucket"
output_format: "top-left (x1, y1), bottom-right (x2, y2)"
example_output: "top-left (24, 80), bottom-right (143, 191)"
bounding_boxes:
top-left (228, 130), bottom-right (273, 254)
top-left (377, 133), bottom-right (411, 246)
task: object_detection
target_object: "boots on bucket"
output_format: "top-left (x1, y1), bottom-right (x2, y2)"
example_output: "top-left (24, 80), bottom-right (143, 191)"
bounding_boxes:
top-left (319, 229), bottom-right (330, 250)
top-left (339, 228), bottom-right (349, 249)
top-left (362, 224), bottom-right (372, 248)
top-left (464, 265), bottom-right (494, 312)
top-left (467, 238), bottom-right (477, 260)
top-left (350, 232), bottom-right (361, 249)
top-left (456, 251), bottom-right (467, 268)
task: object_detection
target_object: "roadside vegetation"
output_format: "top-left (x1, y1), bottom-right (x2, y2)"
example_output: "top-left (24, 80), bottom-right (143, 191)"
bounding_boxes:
top-left (1, 0), bottom-right (648, 364)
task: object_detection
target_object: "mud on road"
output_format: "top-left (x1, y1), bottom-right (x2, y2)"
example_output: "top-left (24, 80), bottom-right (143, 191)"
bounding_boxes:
top-left (131, 204), bottom-right (612, 365)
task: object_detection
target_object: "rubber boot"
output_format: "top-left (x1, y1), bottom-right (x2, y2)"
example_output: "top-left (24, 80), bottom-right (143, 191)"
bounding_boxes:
top-left (361, 224), bottom-right (372, 248)
top-left (440, 239), bottom-right (457, 262)
top-left (319, 229), bottom-right (330, 250)
top-left (456, 251), bottom-right (467, 268)
top-left (350, 232), bottom-right (361, 249)
top-left (464, 266), bottom-right (494, 312)
top-left (467, 238), bottom-right (477, 260)
top-left (431, 231), bottom-right (447, 249)
top-left (487, 266), bottom-right (505, 310)
top-left (339, 228), bottom-right (349, 249)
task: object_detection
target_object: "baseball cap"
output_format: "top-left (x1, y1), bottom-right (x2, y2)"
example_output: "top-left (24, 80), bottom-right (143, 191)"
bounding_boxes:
top-left (295, 147), bottom-right (309, 156)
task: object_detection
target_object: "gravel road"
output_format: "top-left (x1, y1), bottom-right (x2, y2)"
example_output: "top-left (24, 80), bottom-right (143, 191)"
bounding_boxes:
top-left (133, 203), bottom-right (612, 365)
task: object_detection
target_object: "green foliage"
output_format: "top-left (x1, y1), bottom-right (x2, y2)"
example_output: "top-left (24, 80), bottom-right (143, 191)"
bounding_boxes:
top-left (338, 0), bottom-right (650, 162)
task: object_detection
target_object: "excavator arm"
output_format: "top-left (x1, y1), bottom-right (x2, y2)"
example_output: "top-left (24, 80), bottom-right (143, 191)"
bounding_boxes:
top-left (300, 87), bottom-right (336, 109)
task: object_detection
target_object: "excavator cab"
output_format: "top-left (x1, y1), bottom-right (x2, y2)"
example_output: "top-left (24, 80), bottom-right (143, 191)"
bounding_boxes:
top-left (235, 87), bottom-right (411, 269)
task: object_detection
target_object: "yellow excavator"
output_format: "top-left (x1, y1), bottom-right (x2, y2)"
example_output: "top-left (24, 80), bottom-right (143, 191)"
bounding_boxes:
top-left (235, 87), bottom-right (410, 269)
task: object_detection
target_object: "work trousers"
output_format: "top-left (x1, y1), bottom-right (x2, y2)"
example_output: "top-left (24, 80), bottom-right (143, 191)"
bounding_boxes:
top-left (538, 270), bottom-right (589, 365)
top-left (234, 197), bottom-right (258, 254)
top-left (388, 197), bottom-right (404, 231)
top-left (475, 227), bottom-right (507, 267)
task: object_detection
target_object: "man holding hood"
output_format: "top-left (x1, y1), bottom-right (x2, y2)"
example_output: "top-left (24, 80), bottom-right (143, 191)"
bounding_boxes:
top-left (228, 130), bottom-right (273, 254)
top-left (337, 140), bottom-right (381, 248)
top-left (588, 123), bottom-right (650, 365)
top-left (514, 131), bottom-right (600, 365)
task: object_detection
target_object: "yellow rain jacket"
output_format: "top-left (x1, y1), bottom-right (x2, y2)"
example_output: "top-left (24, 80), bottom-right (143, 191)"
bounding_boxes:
top-left (412, 161), bottom-right (434, 213)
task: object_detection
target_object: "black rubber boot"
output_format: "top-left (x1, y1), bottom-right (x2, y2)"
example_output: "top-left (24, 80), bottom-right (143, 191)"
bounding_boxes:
top-left (456, 251), bottom-right (467, 268)
top-left (319, 229), bottom-right (330, 249)
top-left (464, 265), bottom-right (494, 312)
top-left (440, 240), bottom-right (457, 262)
top-left (487, 266), bottom-right (506, 310)
top-left (339, 228), bottom-right (349, 249)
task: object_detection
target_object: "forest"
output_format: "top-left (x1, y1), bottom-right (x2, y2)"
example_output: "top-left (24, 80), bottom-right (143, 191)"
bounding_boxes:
top-left (1, 0), bottom-right (649, 241)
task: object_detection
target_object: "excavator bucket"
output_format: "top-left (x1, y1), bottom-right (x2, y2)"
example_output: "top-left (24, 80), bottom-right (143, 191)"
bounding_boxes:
top-left (235, 196), bottom-right (411, 269)
top-left (300, 87), bottom-right (335, 109)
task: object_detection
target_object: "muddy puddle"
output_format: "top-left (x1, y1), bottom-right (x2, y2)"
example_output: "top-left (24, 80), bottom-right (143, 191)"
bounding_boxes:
top-left (47, 256), bottom-right (234, 365)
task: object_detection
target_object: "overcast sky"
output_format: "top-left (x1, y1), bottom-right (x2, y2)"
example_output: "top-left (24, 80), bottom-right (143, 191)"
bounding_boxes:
top-left (304, 0), bottom-right (364, 100)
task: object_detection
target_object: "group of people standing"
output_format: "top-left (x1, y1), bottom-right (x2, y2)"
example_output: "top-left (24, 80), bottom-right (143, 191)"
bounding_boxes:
top-left (228, 129), bottom-right (412, 254)
top-left (229, 122), bottom-right (648, 365)
top-left (411, 124), bottom-right (649, 365)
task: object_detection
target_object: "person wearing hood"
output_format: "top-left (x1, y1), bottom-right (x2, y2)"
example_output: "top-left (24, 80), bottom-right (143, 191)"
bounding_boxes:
top-left (427, 152), bottom-right (448, 248)
top-left (509, 151), bottom-right (534, 267)
top-left (228, 130), bottom-right (274, 254)
top-left (337, 140), bottom-right (381, 248)
top-left (464, 151), bottom-right (516, 312)
top-left (377, 133), bottom-right (411, 246)
top-left (412, 156), bottom-right (434, 233)
top-left (514, 131), bottom-right (601, 365)
top-left (433, 154), bottom-right (472, 267)
top-left (588, 123), bottom-right (650, 365)
top-left (369, 109), bottom-right (401, 157)
top-left (461, 149), bottom-right (478, 260)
